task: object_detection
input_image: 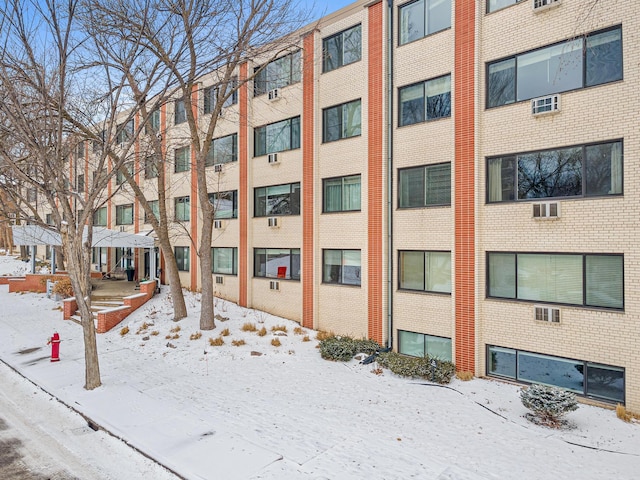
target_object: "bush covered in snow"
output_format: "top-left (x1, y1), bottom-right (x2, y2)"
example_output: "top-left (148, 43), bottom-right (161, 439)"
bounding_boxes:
top-left (319, 335), bottom-right (381, 361)
top-left (520, 384), bottom-right (578, 427)
top-left (376, 352), bottom-right (455, 384)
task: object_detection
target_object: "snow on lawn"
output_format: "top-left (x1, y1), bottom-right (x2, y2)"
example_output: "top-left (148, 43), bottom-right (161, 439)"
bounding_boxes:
top-left (0, 252), bottom-right (639, 480)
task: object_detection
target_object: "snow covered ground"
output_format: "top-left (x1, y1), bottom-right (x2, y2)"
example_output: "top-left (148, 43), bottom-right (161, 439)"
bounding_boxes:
top-left (0, 253), bottom-right (638, 479)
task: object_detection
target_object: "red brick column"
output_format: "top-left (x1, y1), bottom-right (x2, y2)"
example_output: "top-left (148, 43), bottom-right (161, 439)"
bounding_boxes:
top-left (238, 62), bottom-right (249, 307)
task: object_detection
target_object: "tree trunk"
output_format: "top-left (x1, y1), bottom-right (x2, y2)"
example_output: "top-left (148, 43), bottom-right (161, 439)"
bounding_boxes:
top-left (199, 211), bottom-right (215, 330)
top-left (156, 228), bottom-right (188, 320)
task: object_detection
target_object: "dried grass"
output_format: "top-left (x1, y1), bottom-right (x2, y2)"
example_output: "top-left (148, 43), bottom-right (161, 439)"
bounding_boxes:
top-left (241, 322), bottom-right (257, 332)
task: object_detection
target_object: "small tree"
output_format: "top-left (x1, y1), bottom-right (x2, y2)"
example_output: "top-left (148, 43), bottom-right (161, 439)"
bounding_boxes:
top-left (520, 384), bottom-right (578, 427)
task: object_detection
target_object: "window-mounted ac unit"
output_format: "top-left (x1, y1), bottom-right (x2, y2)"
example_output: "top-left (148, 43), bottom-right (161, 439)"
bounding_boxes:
top-left (268, 88), bottom-right (280, 101)
top-left (213, 220), bottom-right (223, 229)
top-left (532, 0), bottom-right (562, 12)
top-left (531, 94), bottom-right (561, 115)
top-left (215, 275), bottom-right (224, 285)
top-left (214, 164), bottom-right (223, 173)
top-left (534, 305), bottom-right (561, 323)
top-left (119, 226), bottom-right (126, 232)
top-left (268, 217), bottom-right (279, 228)
top-left (532, 201), bottom-right (560, 219)
top-left (267, 153), bottom-right (279, 164)
top-left (269, 280), bottom-right (280, 291)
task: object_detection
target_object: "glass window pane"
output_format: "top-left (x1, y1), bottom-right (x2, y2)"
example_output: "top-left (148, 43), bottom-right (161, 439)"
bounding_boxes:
top-left (213, 248), bottom-right (235, 274)
top-left (324, 178), bottom-right (342, 212)
top-left (399, 251), bottom-right (425, 290)
top-left (586, 28), bottom-right (622, 87)
top-left (399, 0), bottom-right (425, 45)
top-left (585, 141), bottom-right (622, 196)
top-left (517, 351), bottom-right (584, 393)
top-left (399, 83), bottom-right (424, 126)
top-left (488, 253), bottom-right (516, 298)
top-left (399, 166), bottom-right (425, 208)
top-left (343, 100), bottom-right (361, 138)
top-left (517, 147), bottom-right (582, 199)
top-left (425, 335), bottom-right (452, 361)
top-left (323, 35), bottom-right (341, 72)
top-left (342, 250), bottom-right (361, 286)
top-left (427, 0), bottom-right (451, 35)
top-left (426, 163), bottom-right (451, 205)
top-left (398, 330), bottom-right (425, 357)
top-left (323, 106), bottom-right (341, 142)
top-left (488, 0), bottom-right (520, 13)
top-left (342, 175), bottom-right (361, 211)
top-left (585, 255), bottom-right (623, 309)
top-left (517, 39), bottom-right (583, 101)
top-left (425, 251), bottom-right (451, 293)
top-left (342, 25), bottom-right (362, 65)
top-left (323, 250), bottom-right (342, 283)
top-left (586, 363), bottom-right (624, 402)
top-left (488, 346), bottom-right (516, 378)
top-left (517, 254), bottom-right (583, 304)
top-left (487, 58), bottom-right (515, 108)
top-left (425, 75), bottom-right (451, 119)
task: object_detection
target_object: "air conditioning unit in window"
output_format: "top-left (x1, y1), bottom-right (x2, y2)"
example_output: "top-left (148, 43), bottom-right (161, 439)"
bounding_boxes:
top-left (534, 305), bottom-right (561, 323)
top-left (532, 0), bottom-right (562, 12)
top-left (268, 217), bottom-right (279, 228)
top-left (268, 88), bottom-right (280, 101)
top-left (267, 153), bottom-right (279, 164)
top-left (531, 94), bottom-right (561, 115)
top-left (214, 164), bottom-right (223, 173)
top-left (532, 201), bottom-right (560, 219)
top-left (269, 280), bottom-right (280, 291)
top-left (213, 220), bottom-right (223, 229)
top-left (119, 226), bottom-right (126, 232)
top-left (215, 275), bottom-right (224, 285)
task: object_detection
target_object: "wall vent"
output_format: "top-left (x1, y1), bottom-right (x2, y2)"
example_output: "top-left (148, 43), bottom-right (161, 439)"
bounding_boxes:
top-left (532, 201), bottom-right (560, 219)
top-left (532, 94), bottom-right (561, 115)
top-left (268, 217), bottom-right (279, 228)
top-left (534, 305), bottom-right (561, 323)
top-left (215, 275), bottom-right (224, 285)
top-left (533, 0), bottom-right (562, 12)
top-left (213, 220), bottom-right (223, 229)
top-left (269, 280), bottom-right (280, 291)
top-left (267, 153), bottom-right (279, 164)
top-left (268, 88), bottom-right (280, 101)
top-left (214, 164), bottom-right (223, 173)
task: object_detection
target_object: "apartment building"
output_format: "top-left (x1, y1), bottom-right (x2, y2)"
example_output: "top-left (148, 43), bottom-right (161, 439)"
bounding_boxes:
top-left (34, 0), bottom-right (638, 410)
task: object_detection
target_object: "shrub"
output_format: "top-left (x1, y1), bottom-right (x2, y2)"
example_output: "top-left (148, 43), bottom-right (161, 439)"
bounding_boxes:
top-left (257, 327), bottom-right (267, 337)
top-left (209, 337), bottom-right (224, 346)
top-left (232, 339), bottom-right (246, 347)
top-left (271, 338), bottom-right (281, 347)
top-left (302, 335), bottom-right (310, 342)
top-left (220, 328), bottom-right (230, 337)
top-left (456, 371), bottom-right (474, 381)
top-left (241, 322), bottom-right (257, 332)
top-left (316, 330), bottom-right (334, 341)
top-left (170, 325), bottom-right (181, 333)
top-left (189, 332), bottom-right (202, 340)
top-left (120, 326), bottom-right (129, 336)
top-left (150, 330), bottom-right (159, 336)
top-left (271, 325), bottom-right (287, 333)
top-left (520, 384), bottom-right (578, 427)
top-left (616, 404), bottom-right (632, 422)
top-left (319, 335), bottom-right (382, 361)
top-left (52, 278), bottom-right (74, 298)
top-left (376, 352), bottom-right (456, 384)
top-left (293, 326), bottom-right (305, 335)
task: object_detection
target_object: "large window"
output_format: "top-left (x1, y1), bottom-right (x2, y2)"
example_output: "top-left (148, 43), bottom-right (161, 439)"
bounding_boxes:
top-left (254, 183), bottom-right (300, 217)
top-left (323, 25), bottom-right (362, 73)
top-left (206, 133), bottom-right (237, 166)
top-left (399, 75), bottom-right (451, 126)
top-left (487, 140), bottom-right (623, 202)
top-left (487, 346), bottom-right (624, 403)
top-left (77, 174), bottom-right (85, 193)
top-left (254, 51), bottom-right (301, 96)
top-left (174, 196), bottom-right (190, 222)
top-left (254, 248), bottom-right (300, 280)
top-left (399, 251), bottom-right (451, 293)
top-left (486, 0), bottom-right (524, 13)
top-left (254, 117), bottom-right (300, 156)
top-left (323, 175), bottom-right (361, 212)
top-left (487, 26), bottom-right (622, 108)
top-left (93, 207), bottom-right (107, 226)
top-left (204, 77), bottom-right (238, 114)
top-left (398, 163), bottom-right (451, 208)
top-left (145, 109), bottom-right (160, 134)
top-left (145, 200), bottom-right (159, 224)
top-left (487, 252), bottom-right (624, 309)
top-left (115, 119), bottom-right (134, 145)
top-left (175, 98), bottom-right (187, 124)
top-left (209, 190), bottom-right (238, 219)
top-left (115, 204), bottom-right (133, 225)
top-left (212, 247), bottom-right (238, 275)
top-left (323, 99), bottom-right (361, 142)
top-left (116, 162), bottom-right (133, 185)
top-left (175, 146), bottom-right (190, 173)
top-left (175, 246), bottom-right (190, 271)
top-left (399, 0), bottom-right (451, 45)
top-left (323, 249), bottom-right (361, 286)
top-left (398, 331), bottom-right (452, 362)
top-left (145, 156), bottom-right (159, 179)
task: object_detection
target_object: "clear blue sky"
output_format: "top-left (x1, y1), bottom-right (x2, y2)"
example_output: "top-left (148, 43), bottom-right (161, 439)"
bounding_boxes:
top-left (309, 0), bottom-right (355, 20)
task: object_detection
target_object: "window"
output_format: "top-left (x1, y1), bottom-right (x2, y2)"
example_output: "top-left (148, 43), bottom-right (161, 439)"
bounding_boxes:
top-left (399, 163), bottom-right (451, 207)
top-left (115, 204), bottom-right (133, 225)
top-left (323, 175), bottom-right (361, 212)
top-left (323, 25), bottom-right (362, 73)
top-left (175, 98), bottom-right (187, 124)
top-left (174, 196), bottom-right (190, 222)
top-left (175, 246), bottom-right (190, 271)
top-left (145, 109), bottom-right (160, 134)
top-left (399, 75), bottom-right (451, 126)
top-left (487, 252), bottom-right (624, 309)
top-left (212, 247), bottom-right (238, 275)
top-left (26, 188), bottom-right (37, 203)
top-left (487, 345), bottom-right (624, 403)
top-left (145, 200), bottom-right (159, 224)
top-left (116, 119), bottom-right (134, 144)
top-left (175, 146), bottom-right (190, 173)
top-left (204, 77), bottom-right (238, 113)
top-left (254, 248), bottom-right (300, 280)
top-left (93, 207), bottom-right (107, 226)
top-left (77, 142), bottom-right (85, 159)
top-left (254, 117), bottom-right (300, 156)
top-left (398, 331), bottom-right (452, 361)
top-left (254, 183), bottom-right (300, 217)
top-left (209, 191), bottom-right (238, 219)
top-left (323, 100), bottom-right (362, 142)
top-left (486, 140), bottom-right (623, 202)
top-left (399, 0), bottom-right (451, 45)
top-left (206, 133), bottom-right (237, 166)
top-left (45, 213), bottom-right (54, 225)
top-left (254, 51), bottom-right (301, 96)
top-left (399, 251), bottom-right (451, 293)
top-left (77, 174), bottom-right (85, 193)
top-left (145, 156), bottom-right (159, 179)
top-left (116, 162), bottom-right (133, 185)
top-left (487, 26), bottom-right (622, 108)
top-left (323, 249), bottom-right (361, 286)
top-left (486, 0), bottom-right (524, 13)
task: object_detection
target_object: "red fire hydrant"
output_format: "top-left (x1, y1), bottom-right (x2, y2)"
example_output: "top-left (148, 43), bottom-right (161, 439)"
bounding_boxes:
top-left (47, 332), bottom-right (60, 362)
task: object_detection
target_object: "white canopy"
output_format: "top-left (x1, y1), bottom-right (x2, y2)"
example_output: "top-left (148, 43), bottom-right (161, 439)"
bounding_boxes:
top-left (12, 225), bottom-right (155, 248)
